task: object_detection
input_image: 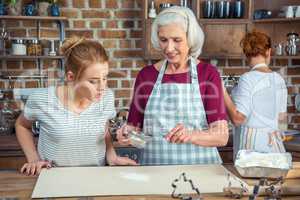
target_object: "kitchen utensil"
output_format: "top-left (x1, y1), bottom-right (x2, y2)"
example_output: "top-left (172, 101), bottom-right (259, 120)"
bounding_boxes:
top-left (275, 43), bottom-right (284, 56)
top-left (180, 0), bottom-right (188, 7)
top-left (127, 130), bottom-right (152, 149)
top-left (108, 110), bottom-right (127, 141)
top-left (49, 40), bottom-right (56, 56)
top-left (249, 177), bottom-right (283, 200)
top-left (0, 101), bottom-right (21, 135)
top-left (0, 27), bottom-right (8, 55)
top-left (253, 9), bottom-right (272, 20)
top-left (32, 120), bottom-right (40, 136)
top-left (203, 0), bottom-right (215, 18)
top-left (234, 150), bottom-right (292, 179)
top-left (285, 32), bottom-right (299, 56)
top-left (171, 172), bottom-right (202, 200)
top-left (159, 3), bottom-right (173, 12)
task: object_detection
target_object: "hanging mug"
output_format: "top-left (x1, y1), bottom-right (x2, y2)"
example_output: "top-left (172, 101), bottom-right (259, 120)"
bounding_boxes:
top-left (50, 3), bottom-right (60, 16)
top-left (24, 4), bottom-right (37, 16)
top-left (0, 3), bottom-right (6, 15)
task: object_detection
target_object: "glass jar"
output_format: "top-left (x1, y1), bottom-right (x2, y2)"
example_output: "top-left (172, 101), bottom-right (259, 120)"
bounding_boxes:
top-left (11, 39), bottom-right (27, 55)
top-left (27, 39), bottom-right (42, 56)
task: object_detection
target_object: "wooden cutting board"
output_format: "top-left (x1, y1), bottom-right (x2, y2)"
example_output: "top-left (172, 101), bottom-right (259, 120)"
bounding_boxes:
top-left (287, 162), bottom-right (300, 179)
top-left (31, 164), bottom-right (249, 198)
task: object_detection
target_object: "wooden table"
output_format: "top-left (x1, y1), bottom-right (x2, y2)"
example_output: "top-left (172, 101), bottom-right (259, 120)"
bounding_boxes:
top-left (1, 164), bottom-right (300, 200)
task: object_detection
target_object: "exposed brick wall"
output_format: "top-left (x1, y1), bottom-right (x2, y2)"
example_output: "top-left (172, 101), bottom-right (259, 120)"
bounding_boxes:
top-left (0, 0), bottom-right (300, 130)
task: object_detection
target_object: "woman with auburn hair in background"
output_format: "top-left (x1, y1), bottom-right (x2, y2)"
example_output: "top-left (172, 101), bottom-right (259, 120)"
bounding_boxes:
top-left (223, 30), bottom-right (288, 158)
top-left (15, 36), bottom-right (136, 176)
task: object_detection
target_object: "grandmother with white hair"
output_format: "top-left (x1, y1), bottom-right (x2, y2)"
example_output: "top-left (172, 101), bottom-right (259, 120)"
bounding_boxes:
top-left (117, 6), bottom-right (228, 165)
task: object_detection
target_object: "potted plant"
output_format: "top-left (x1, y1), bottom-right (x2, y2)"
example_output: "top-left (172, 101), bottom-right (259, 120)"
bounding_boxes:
top-left (37, 0), bottom-right (51, 16)
top-left (5, 0), bottom-right (21, 16)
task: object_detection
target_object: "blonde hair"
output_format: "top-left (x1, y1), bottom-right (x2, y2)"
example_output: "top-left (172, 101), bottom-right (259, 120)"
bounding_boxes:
top-left (60, 36), bottom-right (108, 80)
top-left (151, 6), bottom-right (205, 58)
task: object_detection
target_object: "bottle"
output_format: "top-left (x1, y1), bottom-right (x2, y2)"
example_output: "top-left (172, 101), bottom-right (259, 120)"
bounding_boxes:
top-left (27, 39), bottom-right (42, 56)
top-left (233, 0), bottom-right (244, 18)
top-left (275, 43), bottom-right (283, 56)
top-left (148, 1), bottom-right (157, 18)
top-left (180, 0), bottom-right (188, 7)
top-left (11, 39), bottom-right (26, 55)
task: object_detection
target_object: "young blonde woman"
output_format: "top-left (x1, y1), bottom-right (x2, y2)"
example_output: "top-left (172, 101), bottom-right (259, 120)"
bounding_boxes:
top-left (15, 36), bottom-right (137, 176)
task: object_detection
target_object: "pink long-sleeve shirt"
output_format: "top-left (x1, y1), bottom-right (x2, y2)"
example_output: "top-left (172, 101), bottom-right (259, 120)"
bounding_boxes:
top-left (127, 62), bottom-right (227, 128)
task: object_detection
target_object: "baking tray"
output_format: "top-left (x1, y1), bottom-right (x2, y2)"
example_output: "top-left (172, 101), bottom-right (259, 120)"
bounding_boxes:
top-left (235, 166), bottom-right (289, 179)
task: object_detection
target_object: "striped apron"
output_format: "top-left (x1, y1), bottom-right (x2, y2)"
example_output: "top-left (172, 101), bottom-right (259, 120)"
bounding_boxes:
top-left (142, 58), bottom-right (222, 165)
top-left (234, 126), bottom-right (286, 157)
top-left (233, 63), bottom-right (286, 158)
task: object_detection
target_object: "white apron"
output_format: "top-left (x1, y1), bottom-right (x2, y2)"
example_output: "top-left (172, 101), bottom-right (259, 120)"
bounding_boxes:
top-left (233, 63), bottom-right (286, 158)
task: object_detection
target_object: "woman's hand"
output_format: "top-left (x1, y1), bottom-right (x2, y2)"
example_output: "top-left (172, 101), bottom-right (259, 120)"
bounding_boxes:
top-left (165, 124), bottom-right (193, 144)
top-left (107, 155), bottom-right (138, 166)
top-left (165, 121), bottom-right (229, 147)
top-left (20, 160), bottom-right (53, 176)
top-left (116, 124), bottom-right (139, 146)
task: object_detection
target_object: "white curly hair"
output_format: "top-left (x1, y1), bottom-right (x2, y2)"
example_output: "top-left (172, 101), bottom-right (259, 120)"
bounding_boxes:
top-left (151, 6), bottom-right (205, 58)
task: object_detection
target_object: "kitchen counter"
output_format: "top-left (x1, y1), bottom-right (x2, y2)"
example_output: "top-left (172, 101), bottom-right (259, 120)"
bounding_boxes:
top-left (0, 135), bottom-right (235, 170)
top-left (0, 163), bottom-right (300, 200)
top-left (285, 136), bottom-right (300, 161)
top-left (0, 133), bottom-right (299, 170)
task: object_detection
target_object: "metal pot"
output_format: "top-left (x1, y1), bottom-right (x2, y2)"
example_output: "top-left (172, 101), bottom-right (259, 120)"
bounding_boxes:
top-left (285, 32), bottom-right (299, 56)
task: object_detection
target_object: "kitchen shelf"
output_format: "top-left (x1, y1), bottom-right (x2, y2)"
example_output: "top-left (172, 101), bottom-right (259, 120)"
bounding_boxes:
top-left (0, 75), bottom-right (48, 79)
top-left (200, 55), bottom-right (300, 59)
top-left (199, 54), bottom-right (246, 59)
top-left (253, 17), bottom-right (300, 23)
top-left (142, 0), bottom-right (300, 60)
top-left (0, 15), bottom-right (67, 87)
top-left (0, 55), bottom-right (64, 60)
top-left (272, 55), bottom-right (300, 59)
top-left (0, 16), bottom-right (67, 21)
top-left (199, 19), bottom-right (250, 24)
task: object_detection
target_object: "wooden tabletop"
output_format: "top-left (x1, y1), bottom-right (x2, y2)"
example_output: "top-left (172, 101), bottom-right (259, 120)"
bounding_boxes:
top-left (0, 164), bottom-right (300, 200)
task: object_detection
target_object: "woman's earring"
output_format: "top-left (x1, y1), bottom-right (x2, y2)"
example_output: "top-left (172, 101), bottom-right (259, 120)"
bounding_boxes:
top-left (66, 71), bottom-right (75, 82)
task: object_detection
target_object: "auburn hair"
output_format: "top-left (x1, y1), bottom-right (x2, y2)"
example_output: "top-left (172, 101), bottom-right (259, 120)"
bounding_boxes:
top-left (240, 30), bottom-right (271, 58)
top-left (60, 36), bottom-right (108, 80)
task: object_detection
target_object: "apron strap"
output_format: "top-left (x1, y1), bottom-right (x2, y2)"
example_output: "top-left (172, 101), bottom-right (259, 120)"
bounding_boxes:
top-left (156, 57), bottom-right (200, 85)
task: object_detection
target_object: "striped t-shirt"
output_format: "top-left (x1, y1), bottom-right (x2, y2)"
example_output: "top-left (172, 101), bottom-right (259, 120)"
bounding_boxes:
top-left (23, 86), bottom-right (116, 166)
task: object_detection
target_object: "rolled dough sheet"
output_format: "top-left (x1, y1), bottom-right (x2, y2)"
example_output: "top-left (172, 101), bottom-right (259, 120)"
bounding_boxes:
top-left (32, 164), bottom-right (249, 198)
